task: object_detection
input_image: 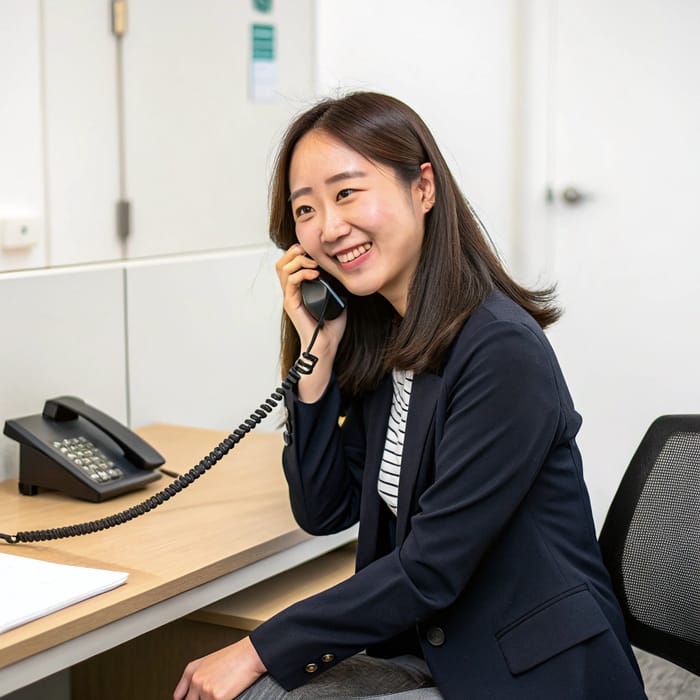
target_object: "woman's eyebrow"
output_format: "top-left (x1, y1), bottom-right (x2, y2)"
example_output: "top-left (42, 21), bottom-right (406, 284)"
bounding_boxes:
top-left (289, 170), bottom-right (368, 202)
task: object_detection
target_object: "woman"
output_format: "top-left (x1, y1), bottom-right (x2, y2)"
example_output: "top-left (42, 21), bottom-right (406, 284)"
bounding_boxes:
top-left (174, 92), bottom-right (646, 699)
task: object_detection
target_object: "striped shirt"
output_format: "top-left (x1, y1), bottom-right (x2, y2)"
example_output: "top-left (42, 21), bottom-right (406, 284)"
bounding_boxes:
top-left (377, 369), bottom-right (414, 516)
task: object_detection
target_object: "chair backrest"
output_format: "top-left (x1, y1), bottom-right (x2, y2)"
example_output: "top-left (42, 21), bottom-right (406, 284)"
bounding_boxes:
top-left (599, 414), bottom-right (700, 675)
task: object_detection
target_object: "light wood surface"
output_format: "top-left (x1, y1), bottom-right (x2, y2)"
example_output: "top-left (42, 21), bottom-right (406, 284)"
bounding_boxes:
top-left (0, 425), bottom-right (309, 669)
top-left (188, 542), bottom-right (357, 631)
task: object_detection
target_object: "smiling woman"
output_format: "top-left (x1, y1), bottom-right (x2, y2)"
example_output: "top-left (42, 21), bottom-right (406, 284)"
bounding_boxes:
top-left (173, 92), bottom-right (648, 700)
top-left (270, 92), bottom-right (560, 400)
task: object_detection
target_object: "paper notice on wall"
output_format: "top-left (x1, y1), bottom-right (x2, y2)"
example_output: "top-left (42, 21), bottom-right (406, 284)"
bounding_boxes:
top-left (250, 24), bottom-right (278, 101)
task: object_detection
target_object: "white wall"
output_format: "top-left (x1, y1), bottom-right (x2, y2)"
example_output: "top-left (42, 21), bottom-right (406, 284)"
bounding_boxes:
top-left (519, 0), bottom-right (700, 528)
top-left (316, 0), bottom-right (519, 268)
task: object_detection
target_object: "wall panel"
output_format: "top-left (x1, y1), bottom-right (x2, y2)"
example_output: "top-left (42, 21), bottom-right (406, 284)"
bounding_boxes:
top-left (126, 248), bottom-right (282, 434)
top-left (42, 0), bottom-right (122, 266)
top-left (0, 268), bottom-right (127, 481)
top-left (122, 0), bottom-right (314, 259)
top-left (0, 0), bottom-right (46, 272)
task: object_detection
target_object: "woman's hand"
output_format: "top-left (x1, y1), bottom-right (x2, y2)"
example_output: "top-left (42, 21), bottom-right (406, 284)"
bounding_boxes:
top-left (276, 244), bottom-right (347, 402)
top-left (173, 636), bottom-right (266, 700)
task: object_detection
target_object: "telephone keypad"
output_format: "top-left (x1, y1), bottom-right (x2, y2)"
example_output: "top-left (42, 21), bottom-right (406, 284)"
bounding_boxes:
top-left (52, 437), bottom-right (123, 482)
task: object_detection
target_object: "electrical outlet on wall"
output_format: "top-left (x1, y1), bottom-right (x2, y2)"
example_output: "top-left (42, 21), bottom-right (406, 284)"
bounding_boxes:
top-left (1, 218), bottom-right (42, 250)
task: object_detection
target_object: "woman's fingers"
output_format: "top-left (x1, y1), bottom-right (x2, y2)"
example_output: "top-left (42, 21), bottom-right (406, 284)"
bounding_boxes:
top-left (275, 244), bottom-right (318, 292)
top-left (276, 246), bottom-right (324, 327)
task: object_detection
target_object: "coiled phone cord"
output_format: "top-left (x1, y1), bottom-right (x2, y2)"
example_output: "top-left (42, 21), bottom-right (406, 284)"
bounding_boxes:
top-left (0, 325), bottom-right (325, 545)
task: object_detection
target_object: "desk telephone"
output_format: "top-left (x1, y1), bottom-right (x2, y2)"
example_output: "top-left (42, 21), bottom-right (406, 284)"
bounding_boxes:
top-left (3, 396), bottom-right (164, 503)
top-left (1, 271), bottom-right (345, 544)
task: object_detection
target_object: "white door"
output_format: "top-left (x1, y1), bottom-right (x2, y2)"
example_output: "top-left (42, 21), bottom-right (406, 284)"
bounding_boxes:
top-left (524, 0), bottom-right (700, 528)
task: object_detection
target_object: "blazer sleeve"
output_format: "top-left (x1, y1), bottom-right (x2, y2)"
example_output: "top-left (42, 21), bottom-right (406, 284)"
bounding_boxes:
top-left (281, 376), bottom-right (366, 535)
top-left (251, 320), bottom-right (565, 690)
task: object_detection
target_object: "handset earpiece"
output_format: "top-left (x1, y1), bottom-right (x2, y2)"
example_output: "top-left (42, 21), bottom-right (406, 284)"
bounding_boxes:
top-left (300, 270), bottom-right (346, 322)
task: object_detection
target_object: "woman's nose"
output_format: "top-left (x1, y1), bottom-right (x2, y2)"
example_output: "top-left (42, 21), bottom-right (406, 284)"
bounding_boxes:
top-left (320, 209), bottom-right (351, 243)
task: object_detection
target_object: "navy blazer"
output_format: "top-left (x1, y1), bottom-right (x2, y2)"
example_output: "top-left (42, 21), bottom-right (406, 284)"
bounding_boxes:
top-left (250, 291), bottom-right (646, 699)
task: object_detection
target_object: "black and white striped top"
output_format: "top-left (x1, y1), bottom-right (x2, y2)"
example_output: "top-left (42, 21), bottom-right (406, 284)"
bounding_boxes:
top-left (377, 369), bottom-right (414, 516)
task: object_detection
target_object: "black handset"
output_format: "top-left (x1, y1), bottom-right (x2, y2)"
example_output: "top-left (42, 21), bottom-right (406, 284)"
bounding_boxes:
top-left (4, 396), bottom-right (164, 502)
top-left (300, 270), bottom-right (346, 321)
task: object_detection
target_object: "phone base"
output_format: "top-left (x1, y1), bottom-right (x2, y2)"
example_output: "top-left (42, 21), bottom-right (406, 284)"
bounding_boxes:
top-left (18, 482), bottom-right (39, 496)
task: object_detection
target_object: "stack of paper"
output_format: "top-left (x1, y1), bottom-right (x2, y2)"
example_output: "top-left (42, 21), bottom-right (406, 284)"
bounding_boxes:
top-left (0, 552), bottom-right (128, 634)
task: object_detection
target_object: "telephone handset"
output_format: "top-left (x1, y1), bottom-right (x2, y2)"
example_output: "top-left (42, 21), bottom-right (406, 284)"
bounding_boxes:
top-left (300, 269), bottom-right (346, 321)
top-left (0, 276), bottom-right (342, 543)
top-left (3, 396), bottom-right (165, 503)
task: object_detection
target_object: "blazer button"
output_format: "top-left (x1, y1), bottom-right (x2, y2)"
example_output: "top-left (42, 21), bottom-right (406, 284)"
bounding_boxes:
top-left (321, 653), bottom-right (335, 663)
top-left (426, 626), bottom-right (445, 646)
top-left (305, 663), bottom-right (319, 673)
top-left (283, 431), bottom-right (291, 446)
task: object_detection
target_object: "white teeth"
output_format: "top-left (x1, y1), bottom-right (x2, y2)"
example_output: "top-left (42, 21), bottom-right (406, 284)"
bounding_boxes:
top-left (337, 243), bottom-right (371, 263)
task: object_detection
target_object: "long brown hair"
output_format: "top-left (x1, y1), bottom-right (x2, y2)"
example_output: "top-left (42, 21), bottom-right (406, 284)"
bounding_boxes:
top-left (269, 92), bottom-right (560, 397)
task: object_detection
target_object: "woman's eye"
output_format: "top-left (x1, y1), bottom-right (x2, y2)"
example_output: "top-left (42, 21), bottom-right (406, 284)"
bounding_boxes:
top-left (295, 204), bottom-right (314, 219)
top-left (337, 188), bottom-right (355, 201)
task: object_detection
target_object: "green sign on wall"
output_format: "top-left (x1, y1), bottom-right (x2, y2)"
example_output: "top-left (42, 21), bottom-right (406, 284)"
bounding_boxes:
top-left (253, 0), bottom-right (273, 13)
top-left (252, 24), bottom-right (275, 61)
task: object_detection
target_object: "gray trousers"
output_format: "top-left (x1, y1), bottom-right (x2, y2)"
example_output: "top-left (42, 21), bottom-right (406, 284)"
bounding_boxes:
top-left (235, 654), bottom-right (444, 699)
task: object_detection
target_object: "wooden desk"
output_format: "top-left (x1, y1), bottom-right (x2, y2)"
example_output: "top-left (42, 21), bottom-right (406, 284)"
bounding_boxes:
top-left (188, 542), bottom-right (357, 632)
top-left (0, 425), bottom-right (357, 696)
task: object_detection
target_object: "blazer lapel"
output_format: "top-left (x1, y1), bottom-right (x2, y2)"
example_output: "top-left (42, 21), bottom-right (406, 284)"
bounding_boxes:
top-left (396, 372), bottom-right (442, 543)
top-left (356, 374), bottom-right (393, 569)
top-left (356, 371), bottom-right (443, 566)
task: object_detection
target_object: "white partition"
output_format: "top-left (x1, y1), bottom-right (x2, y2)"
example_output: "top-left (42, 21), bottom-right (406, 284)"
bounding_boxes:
top-left (122, 0), bottom-right (315, 259)
top-left (0, 0), bottom-right (46, 272)
top-left (0, 268), bottom-right (127, 481)
top-left (126, 247), bottom-right (282, 433)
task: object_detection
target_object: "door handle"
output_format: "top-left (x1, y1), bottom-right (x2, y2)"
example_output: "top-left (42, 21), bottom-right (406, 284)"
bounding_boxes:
top-left (561, 186), bottom-right (586, 205)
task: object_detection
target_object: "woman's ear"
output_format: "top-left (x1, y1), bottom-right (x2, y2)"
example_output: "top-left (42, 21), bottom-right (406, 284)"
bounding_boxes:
top-left (417, 162), bottom-right (436, 212)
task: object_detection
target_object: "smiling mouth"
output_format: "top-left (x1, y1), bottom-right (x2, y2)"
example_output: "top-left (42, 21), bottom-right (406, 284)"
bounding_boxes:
top-left (336, 243), bottom-right (372, 264)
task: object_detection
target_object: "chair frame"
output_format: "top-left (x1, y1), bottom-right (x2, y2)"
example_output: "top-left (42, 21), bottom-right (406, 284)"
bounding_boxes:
top-left (599, 414), bottom-right (700, 676)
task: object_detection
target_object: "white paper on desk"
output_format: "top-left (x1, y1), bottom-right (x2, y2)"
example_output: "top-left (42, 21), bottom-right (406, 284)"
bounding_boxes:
top-left (0, 552), bottom-right (128, 634)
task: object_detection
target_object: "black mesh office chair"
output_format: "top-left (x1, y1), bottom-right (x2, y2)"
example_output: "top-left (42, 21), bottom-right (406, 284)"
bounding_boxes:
top-left (598, 414), bottom-right (700, 676)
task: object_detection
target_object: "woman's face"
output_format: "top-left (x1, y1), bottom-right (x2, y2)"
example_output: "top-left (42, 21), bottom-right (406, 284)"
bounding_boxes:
top-left (289, 130), bottom-right (434, 315)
